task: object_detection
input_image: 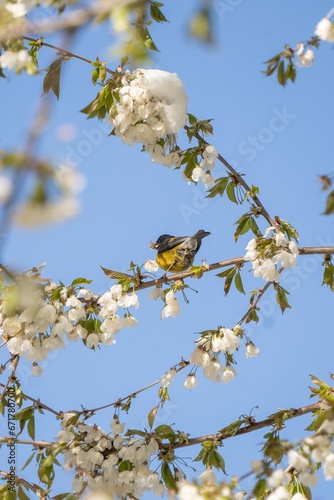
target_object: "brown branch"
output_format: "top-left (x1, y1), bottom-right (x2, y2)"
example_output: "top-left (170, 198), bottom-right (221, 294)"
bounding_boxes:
top-left (168, 401), bottom-right (321, 450)
top-left (1, 437), bottom-right (53, 448)
top-left (0, 0), bottom-right (145, 40)
top-left (135, 246), bottom-right (334, 291)
top-left (0, 262), bottom-right (17, 282)
top-left (184, 126), bottom-right (277, 228)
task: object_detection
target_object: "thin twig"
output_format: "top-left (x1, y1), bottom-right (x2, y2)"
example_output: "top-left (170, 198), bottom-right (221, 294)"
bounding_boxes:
top-left (0, 262), bottom-right (17, 282)
top-left (0, 355), bottom-right (19, 400)
top-left (86, 359), bottom-right (189, 414)
top-left (184, 126), bottom-right (277, 228)
top-left (22, 36), bottom-right (116, 76)
top-left (0, 382), bottom-right (60, 416)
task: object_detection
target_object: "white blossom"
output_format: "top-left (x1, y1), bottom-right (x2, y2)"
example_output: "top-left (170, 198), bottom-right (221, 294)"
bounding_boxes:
top-left (32, 363), bottom-right (43, 376)
top-left (267, 468), bottom-right (290, 488)
top-left (144, 260), bottom-right (159, 272)
top-left (0, 175), bottom-right (13, 204)
top-left (246, 342), bottom-right (260, 358)
top-left (160, 368), bottom-right (176, 388)
top-left (297, 48), bottom-right (314, 67)
top-left (161, 290), bottom-right (180, 319)
top-left (184, 374), bottom-right (198, 390)
top-left (178, 482), bottom-right (203, 500)
top-left (288, 450), bottom-right (309, 471)
top-left (13, 197), bottom-right (80, 227)
top-left (221, 365), bottom-right (237, 383)
top-left (315, 18), bottom-right (334, 42)
top-left (324, 453), bottom-right (334, 480)
top-left (111, 69), bottom-right (187, 158)
top-left (198, 468), bottom-right (216, 484)
top-left (148, 287), bottom-right (164, 300)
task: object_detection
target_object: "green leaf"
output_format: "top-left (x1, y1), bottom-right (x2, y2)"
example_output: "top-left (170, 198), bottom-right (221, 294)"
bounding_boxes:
top-left (324, 190), bottom-right (334, 215)
top-left (234, 272), bottom-right (245, 294)
top-left (42, 57), bottom-right (63, 99)
top-left (148, 405), bottom-right (159, 429)
top-left (216, 266), bottom-right (234, 279)
top-left (322, 264), bottom-right (334, 288)
top-left (279, 220), bottom-right (299, 241)
top-left (161, 462), bottom-right (177, 491)
top-left (18, 486), bottom-right (30, 500)
top-left (154, 424), bottom-right (176, 441)
top-left (226, 181), bottom-right (237, 203)
top-left (100, 266), bottom-right (132, 281)
top-left (187, 113), bottom-right (197, 125)
top-left (21, 451), bottom-right (36, 471)
top-left (234, 215), bottom-right (251, 242)
top-left (287, 61), bottom-right (296, 82)
top-left (277, 60), bottom-right (286, 86)
top-left (206, 176), bottom-right (229, 198)
top-left (118, 460), bottom-right (133, 472)
top-left (71, 277), bottom-right (92, 287)
top-left (27, 416), bottom-right (35, 440)
top-left (275, 284), bottom-right (291, 313)
top-left (252, 478), bottom-right (267, 497)
top-left (189, 9), bottom-right (212, 43)
top-left (150, 2), bottom-right (169, 23)
top-left (210, 451), bottom-right (227, 474)
top-left (248, 217), bottom-right (261, 237)
top-left (246, 307), bottom-right (259, 324)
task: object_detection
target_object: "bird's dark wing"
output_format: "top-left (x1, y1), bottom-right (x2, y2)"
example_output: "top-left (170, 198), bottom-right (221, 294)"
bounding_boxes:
top-left (156, 235), bottom-right (189, 254)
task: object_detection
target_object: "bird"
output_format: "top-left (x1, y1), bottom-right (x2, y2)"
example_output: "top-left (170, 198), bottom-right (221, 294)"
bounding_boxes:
top-left (150, 229), bottom-right (211, 272)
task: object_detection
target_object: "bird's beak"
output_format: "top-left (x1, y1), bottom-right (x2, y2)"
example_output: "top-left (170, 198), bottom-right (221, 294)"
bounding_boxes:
top-left (149, 241), bottom-right (159, 249)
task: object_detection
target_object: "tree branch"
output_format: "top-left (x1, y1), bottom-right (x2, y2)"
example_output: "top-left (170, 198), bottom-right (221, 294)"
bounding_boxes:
top-left (0, 0), bottom-right (145, 40)
top-left (134, 246), bottom-right (334, 291)
top-left (168, 401), bottom-right (321, 450)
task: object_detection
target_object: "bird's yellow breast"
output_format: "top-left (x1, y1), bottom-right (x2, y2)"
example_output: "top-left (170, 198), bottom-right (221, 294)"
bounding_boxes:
top-left (156, 246), bottom-right (195, 272)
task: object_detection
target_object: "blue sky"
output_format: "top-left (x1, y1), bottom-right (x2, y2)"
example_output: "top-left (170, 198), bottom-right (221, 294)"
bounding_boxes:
top-left (1, 1), bottom-right (334, 498)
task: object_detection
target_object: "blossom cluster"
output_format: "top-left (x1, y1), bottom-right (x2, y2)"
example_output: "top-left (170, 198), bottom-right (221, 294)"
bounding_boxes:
top-left (110, 68), bottom-right (187, 167)
top-left (58, 414), bottom-right (164, 498)
top-left (1, 277), bottom-right (139, 375)
top-left (13, 164), bottom-right (86, 227)
top-left (244, 228), bottom-right (298, 283)
top-left (296, 12), bottom-right (334, 68)
top-left (186, 326), bottom-right (259, 387)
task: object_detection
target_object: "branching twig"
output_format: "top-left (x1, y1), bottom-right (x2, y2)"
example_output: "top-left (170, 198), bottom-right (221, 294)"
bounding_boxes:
top-left (22, 36), bottom-right (116, 76)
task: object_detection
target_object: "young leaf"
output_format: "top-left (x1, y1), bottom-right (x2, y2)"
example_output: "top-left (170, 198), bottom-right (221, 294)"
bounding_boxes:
top-left (148, 405), bottom-right (159, 428)
top-left (275, 284), bottom-right (291, 314)
top-left (234, 272), bottom-right (245, 294)
top-left (27, 415), bottom-right (35, 440)
top-left (42, 58), bottom-right (63, 99)
top-left (161, 462), bottom-right (177, 491)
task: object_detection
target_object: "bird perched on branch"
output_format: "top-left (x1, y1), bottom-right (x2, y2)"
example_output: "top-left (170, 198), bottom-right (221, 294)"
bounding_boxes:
top-left (150, 229), bottom-right (210, 272)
